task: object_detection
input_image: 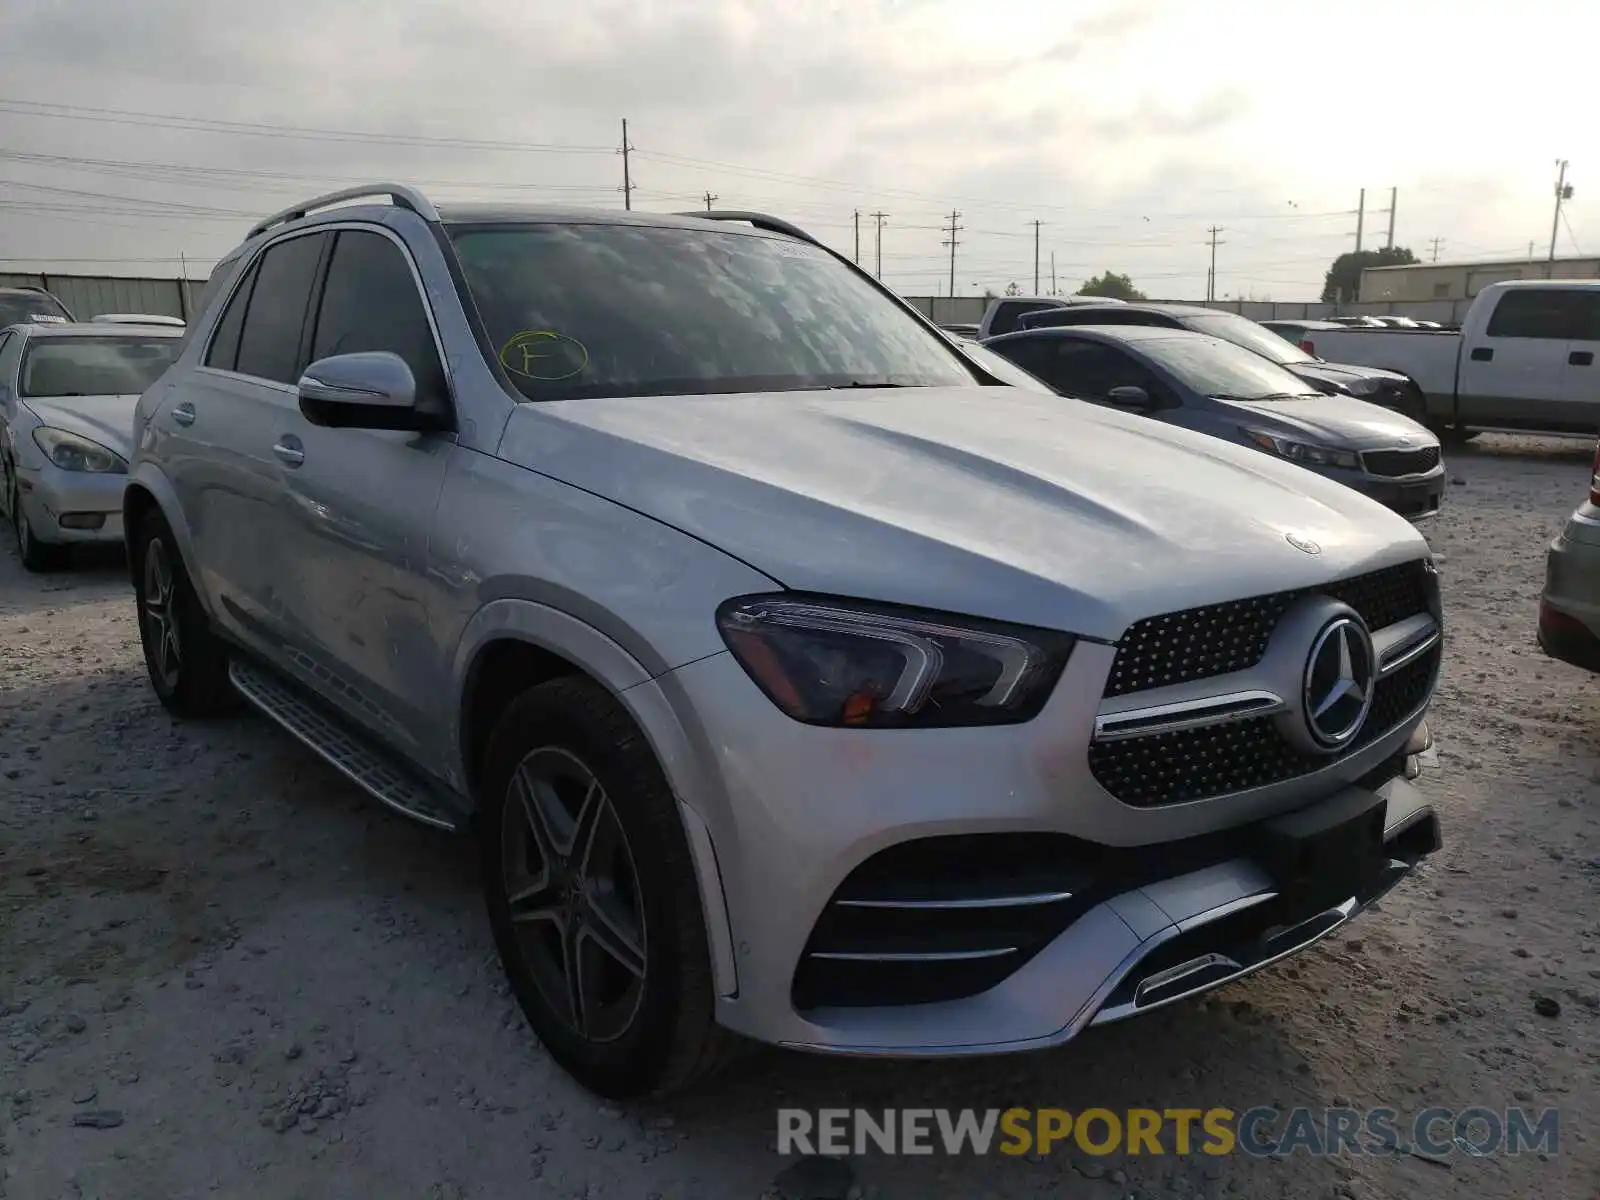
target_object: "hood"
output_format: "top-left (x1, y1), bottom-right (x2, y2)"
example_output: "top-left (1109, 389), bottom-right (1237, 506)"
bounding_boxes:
top-left (497, 387), bottom-right (1430, 641)
top-left (1290, 360), bottom-right (1408, 387)
top-left (1215, 393), bottom-right (1437, 450)
top-left (20, 394), bottom-right (139, 460)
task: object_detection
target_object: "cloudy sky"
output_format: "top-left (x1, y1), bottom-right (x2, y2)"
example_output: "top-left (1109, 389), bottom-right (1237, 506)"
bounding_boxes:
top-left (0, 0), bottom-right (1594, 301)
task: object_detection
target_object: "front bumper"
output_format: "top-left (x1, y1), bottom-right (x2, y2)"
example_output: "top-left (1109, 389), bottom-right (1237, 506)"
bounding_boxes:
top-left (1539, 508), bottom-right (1600, 672)
top-left (657, 638), bottom-right (1439, 1057)
top-left (1343, 469), bottom-right (1445, 522)
top-left (15, 466), bottom-right (127, 545)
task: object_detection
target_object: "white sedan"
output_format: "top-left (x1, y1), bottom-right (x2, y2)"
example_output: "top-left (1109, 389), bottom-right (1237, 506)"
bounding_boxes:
top-left (0, 321), bottom-right (182, 571)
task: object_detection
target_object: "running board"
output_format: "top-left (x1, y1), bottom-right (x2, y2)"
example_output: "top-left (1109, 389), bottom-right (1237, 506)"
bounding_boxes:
top-left (229, 658), bottom-right (462, 833)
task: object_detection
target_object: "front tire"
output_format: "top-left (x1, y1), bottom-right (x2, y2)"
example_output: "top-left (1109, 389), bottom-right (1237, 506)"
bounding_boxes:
top-left (131, 510), bottom-right (237, 717)
top-left (480, 677), bottom-right (742, 1099)
top-left (12, 483), bottom-right (67, 573)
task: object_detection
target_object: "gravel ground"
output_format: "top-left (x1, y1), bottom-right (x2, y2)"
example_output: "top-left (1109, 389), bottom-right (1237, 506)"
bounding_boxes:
top-left (2, 435), bottom-right (1598, 1200)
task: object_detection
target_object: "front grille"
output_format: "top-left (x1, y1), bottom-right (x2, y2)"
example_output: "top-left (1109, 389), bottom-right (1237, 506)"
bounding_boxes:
top-left (1362, 446), bottom-right (1442, 477)
top-left (1088, 646), bottom-right (1438, 807)
top-left (1103, 559), bottom-right (1435, 698)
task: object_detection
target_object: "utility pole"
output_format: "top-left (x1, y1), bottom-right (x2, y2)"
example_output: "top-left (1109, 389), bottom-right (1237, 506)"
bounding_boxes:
top-left (1428, 236), bottom-right (1445, 263)
top-left (1050, 251), bottom-right (1057, 296)
top-left (619, 118), bottom-right (634, 211)
top-left (853, 210), bottom-right (860, 264)
top-left (1384, 186), bottom-right (1397, 249)
top-left (1548, 159), bottom-right (1573, 278)
top-left (870, 211), bottom-right (889, 279)
top-left (1205, 226), bottom-right (1226, 303)
top-left (702, 191), bottom-right (718, 211)
top-left (1355, 188), bottom-right (1365, 253)
top-left (942, 209), bottom-right (963, 299)
top-left (1031, 220), bottom-right (1042, 293)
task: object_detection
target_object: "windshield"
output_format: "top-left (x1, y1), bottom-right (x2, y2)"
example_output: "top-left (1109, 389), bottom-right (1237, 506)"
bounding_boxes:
top-left (19, 336), bottom-right (179, 397)
top-left (1186, 312), bottom-right (1314, 365)
top-left (0, 293), bottom-right (72, 328)
top-left (448, 223), bottom-right (978, 401)
top-left (1138, 334), bottom-right (1321, 401)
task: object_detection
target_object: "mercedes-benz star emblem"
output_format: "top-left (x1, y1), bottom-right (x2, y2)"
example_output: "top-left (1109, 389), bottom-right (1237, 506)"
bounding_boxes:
top-left (1286, 532), bottom-right (1322, 555)
top-left (1303, 616), bottom-right (1376, 751)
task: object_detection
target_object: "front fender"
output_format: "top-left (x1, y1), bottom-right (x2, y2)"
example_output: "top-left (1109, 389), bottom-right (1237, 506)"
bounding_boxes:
top-left (123, 462), bottom-right (214, 619)
top-left (448, 597), bottom-right (739, 996)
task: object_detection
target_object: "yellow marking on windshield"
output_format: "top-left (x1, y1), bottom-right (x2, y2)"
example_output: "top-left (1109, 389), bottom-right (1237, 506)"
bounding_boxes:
top-left (499, 330), bottom-right (589, 382)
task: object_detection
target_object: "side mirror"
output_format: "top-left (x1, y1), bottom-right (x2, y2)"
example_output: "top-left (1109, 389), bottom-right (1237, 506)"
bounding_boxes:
top-left (1106, 384), bottom-right (1159, 412)
top-left (297, 351), bottom-right (440, 431)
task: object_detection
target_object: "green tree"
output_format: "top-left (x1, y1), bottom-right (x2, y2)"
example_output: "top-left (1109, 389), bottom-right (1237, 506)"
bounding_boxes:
top-left (1077, 271), bottom-right (1146, 301)
top-left (1321, 247), bottom-right (1419, 303)
top-left (1004, 281), bottom-right (1022, 296)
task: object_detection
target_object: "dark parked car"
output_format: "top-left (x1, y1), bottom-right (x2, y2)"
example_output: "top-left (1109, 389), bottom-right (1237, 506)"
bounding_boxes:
top-left (1016, 303), bottom-right (1424, 417)
top-left (982, 324), bottom-right (1446, 521)
top-left (0, 286), bottom-right (74, 328)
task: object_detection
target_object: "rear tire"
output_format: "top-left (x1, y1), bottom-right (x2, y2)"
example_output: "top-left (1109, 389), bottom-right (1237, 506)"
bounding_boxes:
top-left (131, 509), bottom-right (238, 717)
top-left (480, 676), bottom-right (744, 1099)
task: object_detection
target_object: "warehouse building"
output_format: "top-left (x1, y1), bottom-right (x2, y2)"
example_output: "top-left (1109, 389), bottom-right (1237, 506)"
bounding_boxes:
top-left (1360, 255), bottom-right (1600, 303)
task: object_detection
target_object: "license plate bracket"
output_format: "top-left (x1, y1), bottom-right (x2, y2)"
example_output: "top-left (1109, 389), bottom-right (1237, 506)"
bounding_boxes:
top-left (1252, 789), bottom-right (1388, 913)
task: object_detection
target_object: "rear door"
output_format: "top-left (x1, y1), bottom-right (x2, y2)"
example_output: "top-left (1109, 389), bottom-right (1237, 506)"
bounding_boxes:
top-left (170, 231), bottom-right (329, 653)
top-left (1561, 291), bottom-right (1600, 427)
top-left (1457, 287), bottom-right (1578, 428)
top-left (270, 226), bottom-right (457, 762)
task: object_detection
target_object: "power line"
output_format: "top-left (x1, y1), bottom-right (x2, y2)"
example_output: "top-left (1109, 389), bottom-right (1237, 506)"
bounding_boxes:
top-left (0, 97), bottom-right (614, 153)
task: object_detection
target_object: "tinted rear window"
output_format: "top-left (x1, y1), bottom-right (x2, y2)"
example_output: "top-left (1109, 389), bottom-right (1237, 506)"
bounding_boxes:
top-left (447, 223), bottom-right (976, 401)
top-left (19, 336), bottom-right (179, 397)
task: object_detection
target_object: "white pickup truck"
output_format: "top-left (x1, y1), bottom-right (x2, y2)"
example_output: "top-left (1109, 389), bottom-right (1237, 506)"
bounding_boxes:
top-left (1294, 280), bottom-right (1600, 441)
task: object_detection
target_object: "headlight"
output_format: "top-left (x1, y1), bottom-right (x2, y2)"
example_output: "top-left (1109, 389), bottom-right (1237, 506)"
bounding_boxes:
top-left (716, 595), bottom-right (1075, 728)
top-left (1340, 376), bottom-right (1380, 396)
top-left (1244, 428), bottom-right (1360, 470)
top-left (31, 427), bottom-right (127, 474)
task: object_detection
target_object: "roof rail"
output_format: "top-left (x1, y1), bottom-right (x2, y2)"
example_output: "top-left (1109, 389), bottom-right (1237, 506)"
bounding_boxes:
top-left (678, 210), bottom-right (825, 250)
top-left (248, 184), bottom-right (439, 240)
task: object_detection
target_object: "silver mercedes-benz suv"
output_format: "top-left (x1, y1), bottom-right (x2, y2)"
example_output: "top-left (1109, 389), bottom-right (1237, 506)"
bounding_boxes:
top-left (125, 185), bottom-right (1443, 1099)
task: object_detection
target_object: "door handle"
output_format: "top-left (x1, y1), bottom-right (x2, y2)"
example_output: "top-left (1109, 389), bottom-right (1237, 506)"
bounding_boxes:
top-left (1571, 350), bottom-right (1595, 367)
top-left (272, 438), bottom-right (305, 468)
top-left (171, 402), bottom-right (196, 426)
top-left (1469, 347), bottom-right (1494, 362)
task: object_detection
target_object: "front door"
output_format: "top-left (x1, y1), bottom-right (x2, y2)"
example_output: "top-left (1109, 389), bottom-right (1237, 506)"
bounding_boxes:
top-left (270, 227), bottom-right (457, 766)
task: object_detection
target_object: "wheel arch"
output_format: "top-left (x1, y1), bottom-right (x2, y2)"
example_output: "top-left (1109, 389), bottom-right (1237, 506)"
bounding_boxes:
top-left (122, 465), bottom-right (212, 617)
top-left (451, 600), bottom-right (739, 997)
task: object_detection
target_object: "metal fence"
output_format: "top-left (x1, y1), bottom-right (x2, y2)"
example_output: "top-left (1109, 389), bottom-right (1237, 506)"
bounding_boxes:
top-left (1, 272), bottom-right (208, 322)
top-left (4, 272), bottom-right (1483, 329)
top-left (900, 295), bottom-right (1481, 325)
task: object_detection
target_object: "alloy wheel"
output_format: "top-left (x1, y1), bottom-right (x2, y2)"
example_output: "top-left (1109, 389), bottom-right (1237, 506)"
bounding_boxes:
top-left (501, 747), bottom-right (648, 1044)
top-left (142, 537), bottom-right (182, 690)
